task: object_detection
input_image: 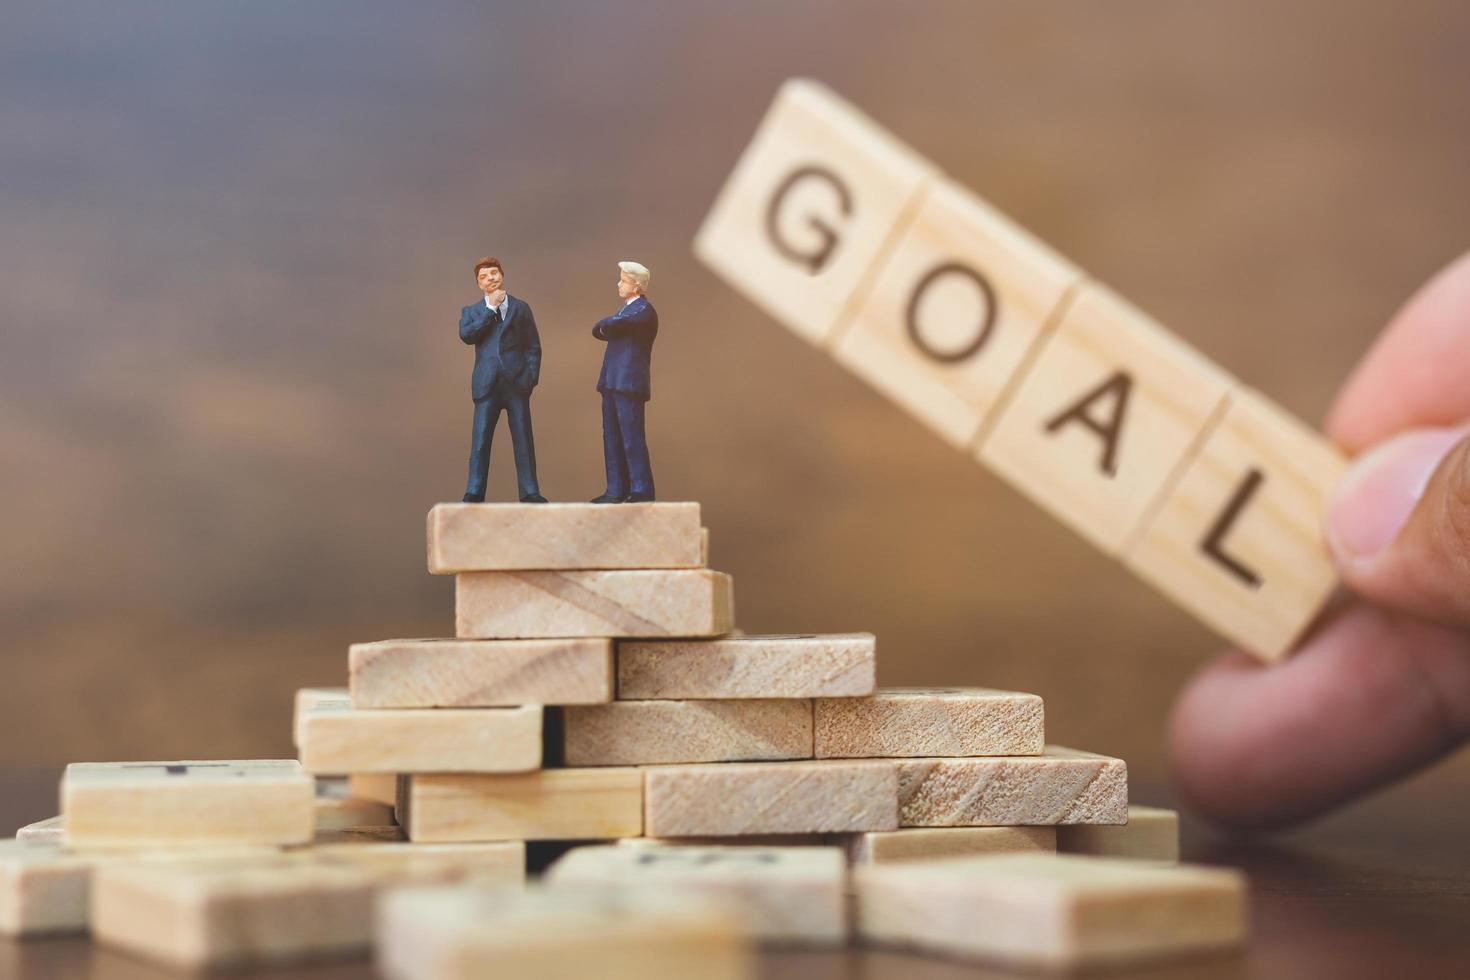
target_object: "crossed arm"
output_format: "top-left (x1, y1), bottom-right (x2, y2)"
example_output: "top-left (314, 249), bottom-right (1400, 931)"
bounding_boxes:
top-left (593, 302), bottom-right (655, 341)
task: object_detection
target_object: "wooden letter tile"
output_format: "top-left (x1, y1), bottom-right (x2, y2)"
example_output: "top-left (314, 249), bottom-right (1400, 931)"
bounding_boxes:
top-left (896, 747), bottom-right (1127, 827)
top-left (402, 769), bottom-right (644, 843)
top-left (843, 826), bottom-right (1055, 866)
top-left (456, 569), bottom-right (733, 639)
top-left (644, 760), bottom-right (897, 837)
top-left (694, 78), bottom-right (937, 346)
top-left (1124, 389), bottom-right (1348, 660)
top-left (14, 815), bottom-right (64, 845)
top-left (833, 179), bottom-right (1082, 448)
top-left (1057, 804), bottom-right (1179, 863)
top-left (0, 840), bottom-right (94, 936)
top-left (298, 700), bottom-right (541, 775)
top-left (351, 637), bottom-right (613, 708)
top-left (814, 688), bottom-right (1043, 758)
top-left (563, 699), bottom-right (812, 766)
top-left (617, 633), bottom-right (875, 700)
top-left (427, 502), bottom-right (704, 572)
top-left (979, 283), bottom-right (1234, 555)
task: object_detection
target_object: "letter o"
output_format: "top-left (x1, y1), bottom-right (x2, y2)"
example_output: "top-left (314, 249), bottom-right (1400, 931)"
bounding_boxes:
top-left (904, 262), bottom-right (997, 364)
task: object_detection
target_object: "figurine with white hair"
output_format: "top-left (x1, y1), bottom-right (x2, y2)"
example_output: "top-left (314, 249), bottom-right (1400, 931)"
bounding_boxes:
top-left (590, 260), bottom-right (659, 503)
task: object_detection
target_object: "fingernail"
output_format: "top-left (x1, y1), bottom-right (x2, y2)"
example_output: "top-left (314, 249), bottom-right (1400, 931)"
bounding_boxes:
top-left (1328, 427), bottom-right (1467, 564)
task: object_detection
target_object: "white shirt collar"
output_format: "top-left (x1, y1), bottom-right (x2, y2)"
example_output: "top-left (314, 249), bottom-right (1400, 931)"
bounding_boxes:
top-left (485, 294), bottom-right (510, 317)
top-left (623, 294), bottom-right (640, 307)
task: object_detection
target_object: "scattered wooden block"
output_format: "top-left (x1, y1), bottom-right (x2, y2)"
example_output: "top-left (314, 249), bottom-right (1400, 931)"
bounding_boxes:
top-left (62, 760), bottom-right (314, 848)
top-left (694, 78), bottom-right (937, 347)
top-left (14, 815), bottom-right (64, 845)
top-left (843, 826), bottom-right (1056, 866)
top-left (456, 570), bottom-right (734, 639)
top-left (617, 633), bottom-right (876, 700)
top-left (644, 760), bottom-right (896, 837)
top-left (563, 699), bottom-right (812, 766)
top-left (1125, 389), bottom-right (1348, 661)
top-left (1057, 805), bottom-right (1180, 863)
top-left (377, 883), bottom-right (754, 980)
top-left (0, 840), bottom-right (94, 936)
top-left (297, 699), bottom-right (541, 775)
top-left (349, 637), bottom-right (613, 708)
top-left (350, 773), bottom-right (397, 806)
top-left (833, 178), bottom-right (1082, 448)
top-left (426, 502), bottom-right (704, 572)
top-left (402, 769), bottom-right (644, 843)
top-left (308, 840), bottom-right (525, 885)
top-left (814, 688), bottom-right (1043, 758)
top-left (547, 844), bottom-right (847, 945)
top-left (979, 283), bottom-right (1234, 555)
top-left (896, 746), bottom-right (1127, 826)
top-left (855, 853), bottom-right (1246, 969)
top-left (294, 687), bottom-right (348, 745)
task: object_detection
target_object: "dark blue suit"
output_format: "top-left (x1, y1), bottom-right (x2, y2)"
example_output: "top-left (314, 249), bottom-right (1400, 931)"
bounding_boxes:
top-left (461, 294), bottom-right (542, 500)
top-left (593, 295), bottom-right (658, 498)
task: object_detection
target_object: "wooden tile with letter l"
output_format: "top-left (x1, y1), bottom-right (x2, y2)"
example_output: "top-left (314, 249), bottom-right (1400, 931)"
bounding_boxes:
top-left (855, 853), bottom-right (1246, 970)
top-left (979, 282), bottom-right (1234, 555)
top-left (617, 633), bottom-right (875, 700)
top-left (547, 844), bottom-right (847, 946)
top-left (644, 760), bottom-right (897, 838)
top-left (1125, 389), bottom-right (1348, 661)
top-left (896, 746), bottom-right (1128, 827)
top-left (377, 883), bottom-right (754, 980)
top-left (426, 502), bottom-right (704, 572)
top-left (563, 699), bottom-right (813, 766)
top-left (693, 78), bottom-right (938, 346)
top-left (298, 698), bottom-right (541, 775)
top-left (833, 179), bottom-right (1083, 448)
top-left (350, 637), bottom-right (613, 708)
top-left (456, 569), bottom-right (734, 639)
top-left (401, 769), bottom-right (644, 843)
top-left (815, 688), bottom-right (1043, 758)
top-left (0, 840), bottom-right (96, 937)
top-left (62, 760), bottom-right (314, 848)
top-left (843, 826), bottom-right (1056, 866)
top-left (1057, 805), bottom-right (1179, 863)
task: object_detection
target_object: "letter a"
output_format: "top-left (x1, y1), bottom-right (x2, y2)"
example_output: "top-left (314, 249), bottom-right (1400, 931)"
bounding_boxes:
top-left (1043, 372), bottom-right (1134, 477)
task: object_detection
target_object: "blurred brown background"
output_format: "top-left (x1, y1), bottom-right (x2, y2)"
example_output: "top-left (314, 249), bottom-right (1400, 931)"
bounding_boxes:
top-left (3, 1), bottom-right (1468, 805)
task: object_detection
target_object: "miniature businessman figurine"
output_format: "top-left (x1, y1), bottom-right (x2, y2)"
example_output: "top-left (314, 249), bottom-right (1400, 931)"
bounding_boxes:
top-left (591, 261), bottom-right (658, 503)
top-left (460, 256), bottom-right (547, 503)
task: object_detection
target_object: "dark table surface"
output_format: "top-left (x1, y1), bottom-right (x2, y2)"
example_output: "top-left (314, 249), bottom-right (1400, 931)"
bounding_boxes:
top-left (4, 766), bottom-right (1469, 980)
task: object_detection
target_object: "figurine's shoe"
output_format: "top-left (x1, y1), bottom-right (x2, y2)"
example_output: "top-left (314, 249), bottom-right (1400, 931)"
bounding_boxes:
top-left (462, 492), bottom-right (485, 504)
top-left (589, 493), bottom-right (623, 504)
top-left (624, 491), bottom-right (656, 503)
top-left (520, 493), bottom-right (549, 504)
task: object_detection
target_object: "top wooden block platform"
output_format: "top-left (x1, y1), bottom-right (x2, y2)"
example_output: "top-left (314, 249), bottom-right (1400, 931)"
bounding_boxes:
top-left (427, 503), bottom-right (705, 573)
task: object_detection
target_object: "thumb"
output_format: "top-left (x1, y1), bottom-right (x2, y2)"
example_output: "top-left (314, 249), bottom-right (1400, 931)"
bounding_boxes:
top-left (1328, 425), bottom-right (1470, 626)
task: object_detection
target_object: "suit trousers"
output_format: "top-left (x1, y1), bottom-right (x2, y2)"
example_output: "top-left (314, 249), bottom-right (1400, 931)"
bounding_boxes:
top-left (601, 391), bottom-right (654, 498)
top-left (465, 385), bottom-right (540, 499)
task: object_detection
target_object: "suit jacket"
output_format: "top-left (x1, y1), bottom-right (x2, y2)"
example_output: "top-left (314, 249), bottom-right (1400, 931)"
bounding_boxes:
top-left (460, 294), bottom-right (542, 402)
top-left (593, 295), bottom-right (658, 400)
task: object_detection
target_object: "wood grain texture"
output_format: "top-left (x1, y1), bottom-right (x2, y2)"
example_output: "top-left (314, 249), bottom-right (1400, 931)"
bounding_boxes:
top-left (854, 853), bottom-right (1246, 969)
top-left (617, 633), bottom-right (875, 700)
top-left (297, 700), bottom-right (541, 775)
top-left (455, 569), bottom-right (734, 639)
top-left (426, 502), bottom-right (704, 572)
top-left (814, 688), bottom-right (1043, 758)
top-left (563, 699), bottom-right (813, 766)
top-left (895, 747), bottom-right (1128, 827)
top-left (843, 826), bottom-right (1056, 866)
top-left (1057, 804), bottom-right (1179, 863)
top-left (62, 760), bottom-right (314, 848)
top-left (403, 769), bottom-right (644, 842)
top-left (350, 637), bottom-right (614, 708)
top-left (644, 760), bottom-right (897, 837)
top-left (547, 843), bottom-right (847, 945)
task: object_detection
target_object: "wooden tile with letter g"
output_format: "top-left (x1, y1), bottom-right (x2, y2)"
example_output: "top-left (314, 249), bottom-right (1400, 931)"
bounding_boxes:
top-left (979, 282), bottom-right (1234, 555)
top-left (693, 78), bottom-right (937, 346)
top-left (833, 179), bottom-right (1083, 448)
top-left (1125, 389), bottom-right (1347, 661)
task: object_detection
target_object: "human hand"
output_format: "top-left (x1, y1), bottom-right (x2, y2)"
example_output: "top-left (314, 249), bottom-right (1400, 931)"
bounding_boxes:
top-left (486, 287), bottom-right (507, 307)
top-left (1169, 252), bottom-right (1470, 830)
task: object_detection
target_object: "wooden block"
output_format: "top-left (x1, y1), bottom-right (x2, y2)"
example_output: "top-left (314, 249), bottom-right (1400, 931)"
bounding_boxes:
top-left (313, 825), bottom-right (404, 844)
top-left (547, 844), bottom-right (847, 945)
top-left (1057, 805), bottom-right (1180, 863)
top-left (298, 699), bottom-right (541, 774)
top-left (456, 569), bottom-right (734, 639)
top-left (314, 793), bottom-right (396, 833)
top-left (426, 502), bottom-right (704, 572)
top-left (0, 840), bottom-right (94, 936)
top-left (700, 527), bottom-right (710, 565)
top-left (294, 687), bottom-right (348, 745)
top-left (644, 760), bottom-right (896, 837)
top-left (979, 282), bottom-right (1234, 555)
top-left (1125, 389), bottom-right (1348, 661)
top-left (618, 834), bottom-right (830, 850)
top-left (377, 883), bottom-right (754, 980)
top-left (844, 826), bottom-right (1056, 866)
top-left (814, 688), bottom-right (1043, 758)
top-left (62, 760), bottom-right (314, 848)
top-left (694, 78), bottom-right (937, 347)
top-left (350, 637), bottom-right (613, 708)
top-left (854, 853), bottom-right (1246, 969)
top-left (563, 699), bottom-right (812, 766)
top-left (403, 769), bottom-right (644, 842)
top-left (896, 747), bottom-right (1128, 827)
top-left (307, 840), bottom-right (525, 885)
top-left (14, 815), bottom-right (64, 845)
top-left (833, 179), bottom-right (1083, 448)
top-left (350, 773), bottom-right (397, 806)
top-left (617, 633), bottom-right (876, 700)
